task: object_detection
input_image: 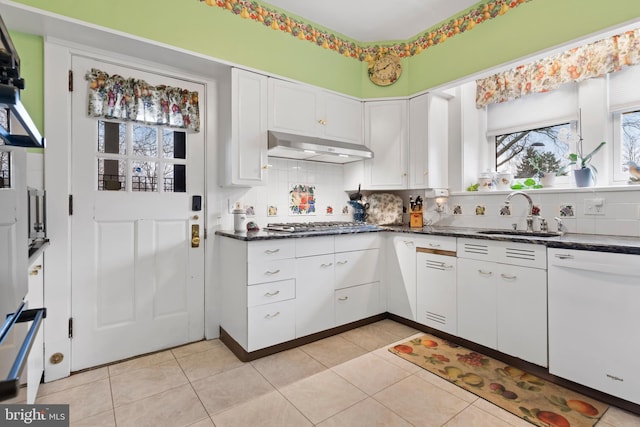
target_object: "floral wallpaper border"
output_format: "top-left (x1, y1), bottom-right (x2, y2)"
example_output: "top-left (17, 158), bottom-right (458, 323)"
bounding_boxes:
top-left (199, 0), bottom-right (533, 62)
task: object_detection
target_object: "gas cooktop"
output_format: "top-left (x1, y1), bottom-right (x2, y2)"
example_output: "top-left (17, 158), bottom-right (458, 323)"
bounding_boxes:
top-left (264, 221), bottom-right (380, 233)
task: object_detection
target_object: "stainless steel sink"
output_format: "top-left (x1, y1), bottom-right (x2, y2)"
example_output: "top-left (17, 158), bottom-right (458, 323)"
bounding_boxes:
top-left (476, 230), bottom-right (563, 238)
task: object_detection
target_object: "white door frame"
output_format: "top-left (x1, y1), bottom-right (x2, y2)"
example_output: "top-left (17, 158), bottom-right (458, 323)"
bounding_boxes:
top-left (43, 37), bottom-right (222, 381)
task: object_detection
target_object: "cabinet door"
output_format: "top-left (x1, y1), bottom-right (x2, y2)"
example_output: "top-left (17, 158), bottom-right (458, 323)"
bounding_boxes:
top-left (335, 282), bottom-right (380, 326)
top-left (268, 78), bottom-right (320, 136)
top-left (295, 254), bottom-right (335, 337)
top-left (425, 94), bottom-right (449, 189)
top-left (416, 252), bottom-right (457, 335)
top-left (408, 94), bottom-right (429, 189)
top-left (323, 93), bottom-right (362, 144)
top-left (229, 68), bottom-right (268, 186)
top-left (386, 236), bottom-right (418, 320)
top-left (496, 265), bottom-right (547, 366)
top-left (363, 101), bottom-right (408, 189)
top-left (456, 258), bottom-right (497, 349)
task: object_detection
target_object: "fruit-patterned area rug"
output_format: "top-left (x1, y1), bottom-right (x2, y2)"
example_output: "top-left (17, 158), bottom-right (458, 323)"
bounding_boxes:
top-left (389, 334), bottom-right (608, 427)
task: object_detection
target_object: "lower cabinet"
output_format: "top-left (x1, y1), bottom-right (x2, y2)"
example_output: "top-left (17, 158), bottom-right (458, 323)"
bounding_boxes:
top-left (457, 238), bottom-right (548, 367)
top-left (220, 233), bottom-right (382, 354)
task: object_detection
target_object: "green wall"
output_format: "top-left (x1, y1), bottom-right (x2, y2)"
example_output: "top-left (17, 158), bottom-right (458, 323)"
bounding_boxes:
top-left (6, 0), bottom-right (640, 128)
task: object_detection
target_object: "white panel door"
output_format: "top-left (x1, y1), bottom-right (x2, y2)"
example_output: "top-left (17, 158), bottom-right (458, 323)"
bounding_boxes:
top-left (70, 56), bottom-right (205, 371)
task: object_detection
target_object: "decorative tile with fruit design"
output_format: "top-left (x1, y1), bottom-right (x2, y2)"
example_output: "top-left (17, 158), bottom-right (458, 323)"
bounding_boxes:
top-left (290, 184), bottom-right (315, 215)
top-left (390, 334), bottom-right (607, 427)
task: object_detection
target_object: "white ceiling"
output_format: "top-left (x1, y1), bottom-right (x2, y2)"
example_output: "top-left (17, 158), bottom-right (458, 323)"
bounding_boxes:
top-left (264, 0), bottom-right (479, 42)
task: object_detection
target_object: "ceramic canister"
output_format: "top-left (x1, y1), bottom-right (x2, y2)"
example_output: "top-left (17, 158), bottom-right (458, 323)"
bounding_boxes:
top-left (233, 208), bottom-right (247, 232)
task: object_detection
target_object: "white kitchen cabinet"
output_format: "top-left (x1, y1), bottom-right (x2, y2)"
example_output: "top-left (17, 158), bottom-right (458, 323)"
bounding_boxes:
top-left (456, 238), bottom-right (547, 366)
top-left (295, 236), bottom-right (335, 337)
top-left (220, 238), bottom-right (296, 352)
top-left (362, 100), bottom-right (408, 189)
top-left (268, 78), bottom-right (362, 144)
top-left (226, 68), bottom-right (269, 186)
top-left (416, 250), bottom-right (457, 335)
top-left (408, 93), bottom-right (450, 189)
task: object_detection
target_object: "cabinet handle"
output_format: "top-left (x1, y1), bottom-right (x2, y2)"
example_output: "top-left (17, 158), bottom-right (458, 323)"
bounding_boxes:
top-left (500, 273), bottom-right (517, 281)
top-left (265, 269), bottom-right (281, 275)
top-left (478, 269), bottom-right (493, 277)
top-left (262, 165), bottom-right (269, 170)
top-left (338, 296), bottom-right (349, 301)
top-left (336, 260), bottom-right (348, 265)
top-left (554, 254), bottom-right (574, 260)
top-left (429, 243), bottom-right (441, 248)
top-left (32, 265), bottom-right (42, 270)
top-left (264, 290), bottom-right (280, 297)
top-left (29, 270), bottom-right (40, 276)
top-left (320, 263), bottom-right (333, 268)
top-left (403, 241), bottom-right (415, 247)
top-left (264, 312), bottom-right (280, 319)
top-left (264, 249), bottom-right (280, 254)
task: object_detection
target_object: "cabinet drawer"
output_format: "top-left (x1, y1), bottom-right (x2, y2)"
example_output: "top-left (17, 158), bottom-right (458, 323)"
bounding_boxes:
top-left (248, 239), bottom-right (295, 262)
top-left (295, 235), bottom-right (334, 257)
top-left (335, 249), bottom-right (379, 289)
top-left (335, 282), bottom-right (380, 326)
top-left (248, 258), bottom-right (295, 285)
top-left (247, 279), bottom-right (295, 307)
top-left (248, 299), bottom-right (296, 351)
top-left (415, 235), bottom-right (456, 253)
top-left (334, 233), bottom-right (380, 252)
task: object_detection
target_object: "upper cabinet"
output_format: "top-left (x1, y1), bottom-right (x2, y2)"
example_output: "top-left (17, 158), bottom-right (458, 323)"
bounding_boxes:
top-left (362, 100), bottom-right (408, 189)
top-left (225, 68), bottom-right (269, 186)
top-left (268, 78), bottom-right (363, 144)
top-left (408, 93), bottom-right (450, 190)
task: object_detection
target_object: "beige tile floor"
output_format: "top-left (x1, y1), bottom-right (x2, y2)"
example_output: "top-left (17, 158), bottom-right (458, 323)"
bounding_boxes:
top-left (9, 320), bottom-right (640, 426)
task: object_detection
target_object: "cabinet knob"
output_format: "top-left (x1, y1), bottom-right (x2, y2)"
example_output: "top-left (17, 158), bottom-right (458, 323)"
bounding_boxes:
top-left (318, 119), bottom-right (327, 125)
top-left (262, 165), bottom-right (269, 170)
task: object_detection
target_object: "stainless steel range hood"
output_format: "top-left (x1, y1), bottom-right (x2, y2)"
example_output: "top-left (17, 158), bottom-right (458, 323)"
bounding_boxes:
top-left (268, 130), bottom-right (373, 164)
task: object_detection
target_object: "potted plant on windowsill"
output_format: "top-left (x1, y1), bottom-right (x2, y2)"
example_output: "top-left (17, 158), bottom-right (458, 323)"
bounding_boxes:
top-left (528, 151), bottom-right (563, 187)
top-left (563, 141), bottom-right (606, 187)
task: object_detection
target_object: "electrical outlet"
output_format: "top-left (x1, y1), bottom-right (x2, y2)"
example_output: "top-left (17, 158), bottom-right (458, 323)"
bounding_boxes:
top-left (584, 198), bottom-right (605, 215)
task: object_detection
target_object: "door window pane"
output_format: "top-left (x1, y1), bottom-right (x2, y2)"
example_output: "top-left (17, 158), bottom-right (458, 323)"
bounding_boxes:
top-left (98, 158), bottom-right (126, 191)
top-left (162, 130), bottom-right (186, 159)
top-left (98, 121), bottom-right (126, 154)
top-left (132, 160), bottom-right (157, 192)
top-left (132, 125), bottom-right (158, 158)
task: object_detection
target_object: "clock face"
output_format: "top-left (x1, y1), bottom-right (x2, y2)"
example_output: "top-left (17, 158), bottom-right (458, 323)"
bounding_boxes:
top-left (368, 54), bottom-right (402, 86)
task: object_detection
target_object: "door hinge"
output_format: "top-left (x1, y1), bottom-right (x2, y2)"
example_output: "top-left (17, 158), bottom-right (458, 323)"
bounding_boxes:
top-left (68, 317), bottom-right (73, 339)
top-left (204, 229), bottom-right (208, 239)
top-left (68, 70), bottom-right (73, 92)
top-left (68, 194), bottom-right (73, 216)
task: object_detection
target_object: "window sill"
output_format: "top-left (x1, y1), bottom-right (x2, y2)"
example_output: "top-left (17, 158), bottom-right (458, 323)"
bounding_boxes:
top-left (450, 183), bottom-right (640, 197)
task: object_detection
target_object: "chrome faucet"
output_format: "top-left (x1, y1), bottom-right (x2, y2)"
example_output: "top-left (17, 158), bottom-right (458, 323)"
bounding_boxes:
top-left (553, 217), bottom-right (567, 235)
top-left (505, 191), bottom-right (534, 232)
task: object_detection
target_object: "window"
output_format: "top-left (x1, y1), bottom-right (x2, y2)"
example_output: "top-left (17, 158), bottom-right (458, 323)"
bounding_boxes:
top-left (97, 120), bottom-right (186, 192)
top-left (495, 123), bottom-right (572, 181)
top-left (613, 110), bottom-right (640, 183)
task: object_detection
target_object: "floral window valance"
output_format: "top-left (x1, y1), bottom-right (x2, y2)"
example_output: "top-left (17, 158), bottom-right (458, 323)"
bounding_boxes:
top-left (476, 28), bottom-right (640, 108)
top-left (85, 68), bottom-right (200, 132)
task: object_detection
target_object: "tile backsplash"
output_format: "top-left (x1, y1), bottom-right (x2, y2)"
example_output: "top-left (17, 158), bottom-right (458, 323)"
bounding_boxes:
top-left (430, 189), bottom-right (640, 237)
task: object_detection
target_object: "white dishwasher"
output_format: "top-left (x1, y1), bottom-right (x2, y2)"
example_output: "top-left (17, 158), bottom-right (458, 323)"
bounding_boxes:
top-left (548, 248), bottom-right (640, 405)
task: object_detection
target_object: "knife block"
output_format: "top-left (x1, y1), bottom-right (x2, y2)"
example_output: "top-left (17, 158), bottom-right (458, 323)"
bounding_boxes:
top-left (410, 209), bottom-right (423, 228)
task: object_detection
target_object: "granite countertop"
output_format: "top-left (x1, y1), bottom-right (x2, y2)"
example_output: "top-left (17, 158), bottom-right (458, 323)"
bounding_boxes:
top-left (215, 226), bottom-right (640, 255)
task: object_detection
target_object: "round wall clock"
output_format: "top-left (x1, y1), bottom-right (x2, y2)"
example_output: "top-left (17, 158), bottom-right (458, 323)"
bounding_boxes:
top-left (368, 54), bottom-right (402, 86)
